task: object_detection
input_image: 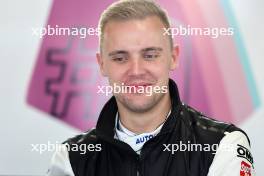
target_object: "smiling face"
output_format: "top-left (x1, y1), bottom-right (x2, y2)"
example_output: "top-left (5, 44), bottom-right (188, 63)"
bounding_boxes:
top-left (97, 16), bottom-right (179, 113)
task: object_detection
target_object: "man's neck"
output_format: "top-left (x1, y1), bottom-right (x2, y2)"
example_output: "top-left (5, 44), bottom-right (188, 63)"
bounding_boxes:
top-left (116, 93), bottom-right (171, 134)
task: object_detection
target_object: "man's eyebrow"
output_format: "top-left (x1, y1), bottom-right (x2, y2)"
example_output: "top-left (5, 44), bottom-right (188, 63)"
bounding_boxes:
top-left (141, 47), bottom-right (163, 52)
top-left (108, 50), bottom-right (128, 57)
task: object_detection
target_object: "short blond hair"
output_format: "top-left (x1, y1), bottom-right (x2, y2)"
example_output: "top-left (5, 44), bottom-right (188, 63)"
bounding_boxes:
top-left (98, 0), bottom-right (173, 52)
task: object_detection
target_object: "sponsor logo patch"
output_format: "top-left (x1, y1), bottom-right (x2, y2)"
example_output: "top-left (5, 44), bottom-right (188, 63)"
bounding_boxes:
top-left (237, 144), bottom-right (254, 165)
top-left (136, 134), bottom-right (154, 144)
top-left (240, 161), bottom-right (251, 176)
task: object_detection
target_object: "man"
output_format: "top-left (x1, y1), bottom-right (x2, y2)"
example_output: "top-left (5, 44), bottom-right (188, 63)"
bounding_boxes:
top-left (47, 0), bottom-right (255, 175)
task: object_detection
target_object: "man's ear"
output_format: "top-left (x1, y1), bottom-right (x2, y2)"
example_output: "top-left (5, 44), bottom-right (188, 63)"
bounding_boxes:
top-left (170, 45), bottom-right (179, 70)
top-left (96, 52), bottom-right (107, 76)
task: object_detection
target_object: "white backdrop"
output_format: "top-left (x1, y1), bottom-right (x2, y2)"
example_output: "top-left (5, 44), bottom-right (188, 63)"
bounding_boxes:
top-left (0, 0), bottom-right (263, 175)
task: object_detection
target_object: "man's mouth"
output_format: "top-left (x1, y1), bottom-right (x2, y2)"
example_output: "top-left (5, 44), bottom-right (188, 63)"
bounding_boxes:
top-left (125, 82), bottom-right (153, 88)
top-left (127, 83), bottom-right (152, 87)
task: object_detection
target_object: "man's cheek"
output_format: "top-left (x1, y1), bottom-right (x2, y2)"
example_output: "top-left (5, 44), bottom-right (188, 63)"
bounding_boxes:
top-left (105, 67), bottom-right (120, 79)
top-left (152, 69), bottom-right (168, 80)
top-left (110, 73), bottom-right (125, 83)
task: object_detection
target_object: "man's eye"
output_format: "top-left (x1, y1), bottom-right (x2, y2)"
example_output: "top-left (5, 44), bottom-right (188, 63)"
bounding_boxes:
top-left (144, 54), bottom-right (159, 59)
top-left (112, 57), bottom-right (126, 62)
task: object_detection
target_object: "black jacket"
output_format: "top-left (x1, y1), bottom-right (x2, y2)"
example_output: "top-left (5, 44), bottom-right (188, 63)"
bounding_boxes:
top-left (64, 79), bottom-right (249, 176)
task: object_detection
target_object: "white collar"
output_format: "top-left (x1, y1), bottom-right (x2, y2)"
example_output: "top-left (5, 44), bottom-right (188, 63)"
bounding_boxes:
top-left (114, 110), bottom-right (171, 154)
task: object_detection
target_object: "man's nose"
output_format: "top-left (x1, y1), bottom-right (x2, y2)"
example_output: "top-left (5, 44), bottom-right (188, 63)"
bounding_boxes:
top-left (128, 57), bottom-right (145, 76)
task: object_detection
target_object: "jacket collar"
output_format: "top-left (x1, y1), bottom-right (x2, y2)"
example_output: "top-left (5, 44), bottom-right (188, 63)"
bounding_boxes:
top-left (96, 78), bottom-right (182, 139)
